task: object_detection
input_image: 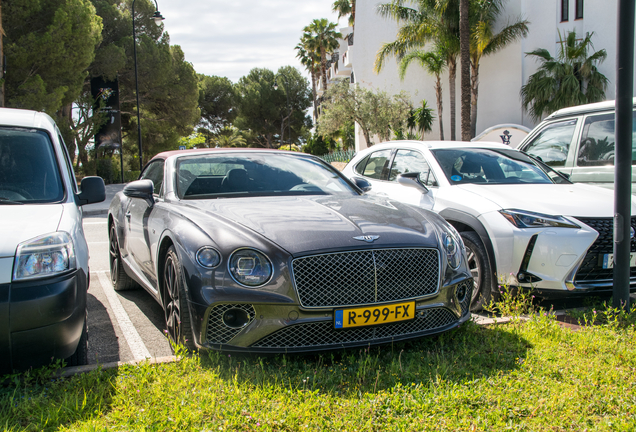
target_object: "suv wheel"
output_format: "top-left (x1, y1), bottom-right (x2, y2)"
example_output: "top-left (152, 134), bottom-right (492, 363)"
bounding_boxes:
top-left (461, 231), bottom-right (496, 312)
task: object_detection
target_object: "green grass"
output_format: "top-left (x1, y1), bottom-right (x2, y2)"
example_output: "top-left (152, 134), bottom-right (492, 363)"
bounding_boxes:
top-left (2, 307), bottom-right (636, 431)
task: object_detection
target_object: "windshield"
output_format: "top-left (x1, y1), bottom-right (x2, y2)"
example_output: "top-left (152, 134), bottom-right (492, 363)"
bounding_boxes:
top-left (0, 128), bottom-right (64, 203)
top-left (431, 148), bottom-right (568, 185)
top-left (176, 153), bottom-right (358, 199)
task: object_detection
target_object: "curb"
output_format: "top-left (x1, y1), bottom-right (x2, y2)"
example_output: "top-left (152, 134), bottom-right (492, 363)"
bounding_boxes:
top-left (59, 356), bottom-right (177, 378)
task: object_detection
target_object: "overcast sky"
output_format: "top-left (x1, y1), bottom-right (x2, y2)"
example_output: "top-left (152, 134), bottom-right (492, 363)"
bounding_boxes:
top-left (157, 0), bottom-right (344, 83)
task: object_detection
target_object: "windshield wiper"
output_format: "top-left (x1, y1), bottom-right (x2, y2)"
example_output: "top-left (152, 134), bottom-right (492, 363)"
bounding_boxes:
top-left (0, 197), bottom-right (24, 204)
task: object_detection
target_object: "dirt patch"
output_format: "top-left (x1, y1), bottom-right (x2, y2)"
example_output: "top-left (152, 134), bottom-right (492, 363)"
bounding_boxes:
top-left (331, 162), bottom-right (347, 171)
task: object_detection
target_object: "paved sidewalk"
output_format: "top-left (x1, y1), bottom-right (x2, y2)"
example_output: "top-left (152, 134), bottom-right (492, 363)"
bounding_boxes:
top-left (83, 183), bottom-right (126, 216)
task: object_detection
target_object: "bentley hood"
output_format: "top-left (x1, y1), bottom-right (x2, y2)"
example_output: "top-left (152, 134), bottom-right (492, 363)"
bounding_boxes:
top-left (180, 195), bottom-right (441, 255)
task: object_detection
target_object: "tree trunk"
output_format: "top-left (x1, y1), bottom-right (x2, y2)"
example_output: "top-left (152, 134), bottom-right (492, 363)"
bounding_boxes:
top-left (310, 70), bottom-right (318, 120)
top-left (459, 0), bottom-right (471, 142)
top-left (351, 0), bottom-right (356, 30)
top-left (470, 59), bottom-right (479, 139)
top-left (448, 57), bottom-right (457, 141)
top-left (320, 47), bottom-right (328, 92)
top-left (360, 124), bottom-right (372, 147)
top-left (435, 77), bottom-right (444, 141)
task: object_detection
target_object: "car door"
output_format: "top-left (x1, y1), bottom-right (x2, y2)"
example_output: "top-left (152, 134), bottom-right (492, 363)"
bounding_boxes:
top-left (126, 160), bottom-right (164, 285)
top-left (383, 148), bottom-right (437, 210)
top-left (520, 118), bottom-right (579, 177)
top-left (350, 148), bottom-right (395, 196)
top-left (570, 110), bottom-right (636, 187)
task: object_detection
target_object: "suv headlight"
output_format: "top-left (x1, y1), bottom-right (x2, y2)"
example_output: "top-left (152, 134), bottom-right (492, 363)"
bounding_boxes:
top-left (13, 232), bottom-right (76, 281)
top-left (499, 209), bottom-right (580, 229)
top-left (229, 249), bottom-right (273, 287)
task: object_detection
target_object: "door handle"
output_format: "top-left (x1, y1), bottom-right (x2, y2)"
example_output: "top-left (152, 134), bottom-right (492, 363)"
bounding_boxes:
top-left (125, 211), bottom-right (131, 221)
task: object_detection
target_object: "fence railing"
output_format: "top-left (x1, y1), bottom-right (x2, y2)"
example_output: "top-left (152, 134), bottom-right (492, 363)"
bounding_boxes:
top-left (320, 150), bottom-right (356, 164)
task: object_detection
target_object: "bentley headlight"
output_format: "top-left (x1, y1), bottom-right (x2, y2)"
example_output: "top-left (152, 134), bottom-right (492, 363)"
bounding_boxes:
top-left (499, 209), bottom-right (580, 229)
top-left (229, 249), bottom-right (273, 287)
top-left (444, 232), bottom-right (462, 270)
top-left (13, 232), bottom-right (76, 281)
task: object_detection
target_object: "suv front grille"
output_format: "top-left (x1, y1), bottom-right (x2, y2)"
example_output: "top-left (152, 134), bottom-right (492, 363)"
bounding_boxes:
top-left (291, 248), bottom-right (440, 308)
top-left (574, 217), bottom-right (636, 282)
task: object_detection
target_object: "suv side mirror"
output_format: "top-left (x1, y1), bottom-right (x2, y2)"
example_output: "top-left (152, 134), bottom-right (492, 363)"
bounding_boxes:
top-left (123, 179), bottom-right (155, 207)
top-left (77, 176), bottom-right (106, 205)
top-left (397, 172), bottom-right (429, 193)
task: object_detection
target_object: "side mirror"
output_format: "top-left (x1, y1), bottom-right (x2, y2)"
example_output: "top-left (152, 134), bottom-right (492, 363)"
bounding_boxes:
top-left (77, 176), bottom-right (106, 205)
top-left (397, 172), bottom-right (429, 193)
top-left (123, 179), bottom-right (155, 207)
top-left (352, 177), bottom-right (372, 192)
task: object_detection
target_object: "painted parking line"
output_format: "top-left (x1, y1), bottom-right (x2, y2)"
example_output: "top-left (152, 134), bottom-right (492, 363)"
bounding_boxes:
top-left (83, 220), bottom-right (108, 225)
top-left (96, 271), bottom-right (151, 360)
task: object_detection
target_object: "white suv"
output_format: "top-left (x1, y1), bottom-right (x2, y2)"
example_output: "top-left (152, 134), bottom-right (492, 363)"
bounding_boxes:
top-left (518, 99), bottom-right (636, 191)
top-left (0, 108), bottom-right (105, 374)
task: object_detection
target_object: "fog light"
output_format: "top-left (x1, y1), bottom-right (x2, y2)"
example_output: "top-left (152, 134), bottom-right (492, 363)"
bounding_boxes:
top-left (456, 284), bottom-right (467, 303)
top-left (222, 308), bottom-right (250, 328)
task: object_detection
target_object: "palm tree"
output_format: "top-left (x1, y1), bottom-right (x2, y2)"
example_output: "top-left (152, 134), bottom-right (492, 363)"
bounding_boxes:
top-left (295, 39), bottom-right (321, 118)
top-left (469, 0), bottom-right (529, 137)
top-left (332, 0), bottom-right (356, 29)
top-left (398, 46), bottom-right (446, 139)
top-left (520, 30), bottom-right (608, 121)
top-left (375, 0), bottom-right (460, 140)
top-left (214, 126), bottom-right (247, 148)
top-left (303, 19), bottom-right (342, 93)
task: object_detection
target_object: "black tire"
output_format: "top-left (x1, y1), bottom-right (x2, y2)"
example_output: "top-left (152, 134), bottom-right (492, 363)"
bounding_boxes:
top-left (461, 231), bottom-right (496, 312)
top-left (109, 224), bottom-right (137, 291)
top-left (65, 315), bottom-right (88, 367)
top-left (163, 246), bottom-right (196, 351)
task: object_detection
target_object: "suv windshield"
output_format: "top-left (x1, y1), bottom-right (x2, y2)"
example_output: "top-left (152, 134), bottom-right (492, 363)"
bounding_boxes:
top-left (0, 128), bottom-right (64, 203)
top-left (176, 153), bottom-right (358, 199)
top-left (431, 148), bottom-right (569, 185)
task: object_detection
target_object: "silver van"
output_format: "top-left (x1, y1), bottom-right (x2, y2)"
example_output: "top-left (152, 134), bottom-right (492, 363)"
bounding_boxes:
top-left (518, 99), bottom-right (636, 190)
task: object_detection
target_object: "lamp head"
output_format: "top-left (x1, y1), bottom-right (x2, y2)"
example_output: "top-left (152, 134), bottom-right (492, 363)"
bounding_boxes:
top-left (274, 80), bottom-right (278, 91)
top-left (152, 10), bottom-right (165, 26)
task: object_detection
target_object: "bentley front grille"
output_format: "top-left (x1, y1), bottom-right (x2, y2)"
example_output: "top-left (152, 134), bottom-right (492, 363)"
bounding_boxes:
top-left (251, 307), bottom-right (456, 349)
top-left (206, 304), bottom-right (255, 344)
top-left (574, 217), bottom-right (636, 282)
top-left (291, 248), bottom-right (440, 308)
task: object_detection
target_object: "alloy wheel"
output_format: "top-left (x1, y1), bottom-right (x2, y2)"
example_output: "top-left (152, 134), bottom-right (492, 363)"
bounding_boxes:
top-left (465, 244), bottom-right (482, 303)
top-left (164, 254), bottom-right (181, 345)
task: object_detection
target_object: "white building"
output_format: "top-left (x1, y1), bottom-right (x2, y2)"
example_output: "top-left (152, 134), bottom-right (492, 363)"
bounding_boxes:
top-left (318, 0), bottom-right (634, 151)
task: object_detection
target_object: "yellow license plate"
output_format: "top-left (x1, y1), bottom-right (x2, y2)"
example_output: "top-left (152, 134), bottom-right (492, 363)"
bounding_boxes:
top-left (334, 301), bottom-right (415, 329)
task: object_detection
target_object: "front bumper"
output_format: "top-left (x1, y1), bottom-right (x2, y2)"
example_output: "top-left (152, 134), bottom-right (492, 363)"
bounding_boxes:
top-left (0, 269), bottom-right (87, 374)
top-left (187, 278), bottom-right (472, 353)
top-left (482, 212), bottom-right (619, 292)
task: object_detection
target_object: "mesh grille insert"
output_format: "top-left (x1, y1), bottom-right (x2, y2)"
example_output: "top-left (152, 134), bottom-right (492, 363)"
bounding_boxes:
top-left (206, 304), bottom-right (255, 344)
top-left (574, 217), bottom-right (636, 282)
top-left (292, 248), bottom-right (440, 308)
top-left (251, 307), bottom-right (456, 349)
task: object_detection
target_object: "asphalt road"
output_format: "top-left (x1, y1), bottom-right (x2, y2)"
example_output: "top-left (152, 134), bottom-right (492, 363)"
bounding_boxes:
top-left (83, 214), bottom-right (173, 365)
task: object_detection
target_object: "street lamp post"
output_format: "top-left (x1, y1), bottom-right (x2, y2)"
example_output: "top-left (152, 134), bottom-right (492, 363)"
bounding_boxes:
top-left (132, 0), bottom-right (164, 171)
top-left (274, 74), bottom-right (292, 151)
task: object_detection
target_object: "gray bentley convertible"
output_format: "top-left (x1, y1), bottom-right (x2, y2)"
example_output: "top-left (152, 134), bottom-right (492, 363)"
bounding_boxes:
top-left (108, 149), bottom-right (473, 353)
